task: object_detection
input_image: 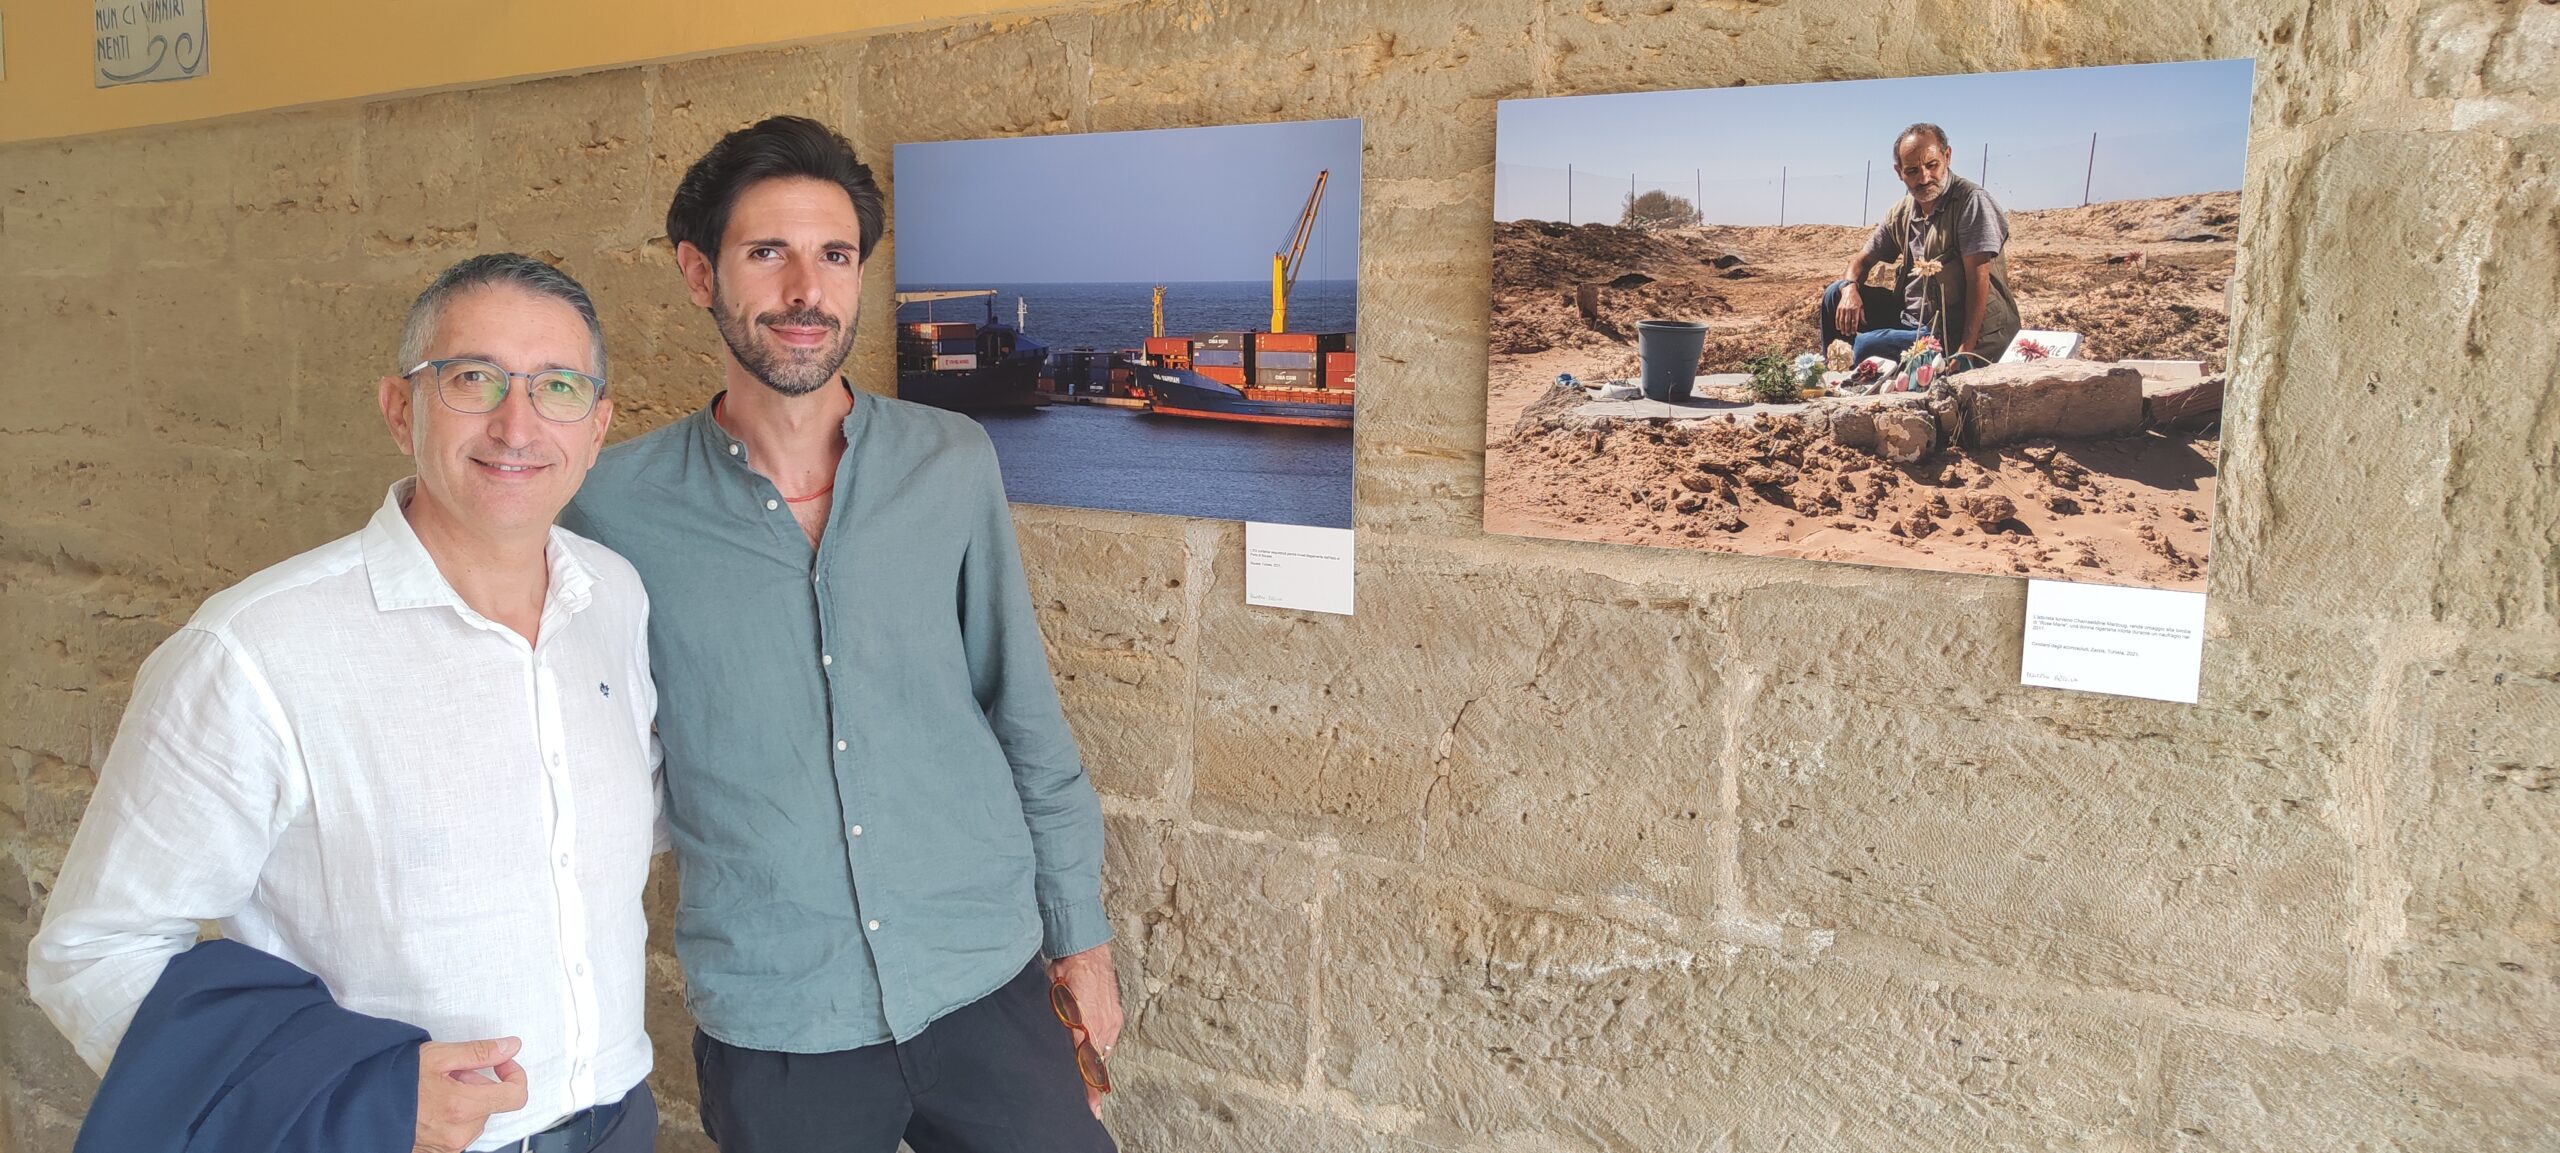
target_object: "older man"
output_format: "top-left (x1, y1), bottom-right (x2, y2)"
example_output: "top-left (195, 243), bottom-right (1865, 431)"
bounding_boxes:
top-left (1818, 122), bottom-right (2023, 371)
top-left (29, 254), bottom-right (663, 1153)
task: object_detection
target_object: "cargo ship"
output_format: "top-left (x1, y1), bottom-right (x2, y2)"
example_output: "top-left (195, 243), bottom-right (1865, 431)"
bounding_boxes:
top-left (894, 290), bottom-right (1052, 410)
top-left (1124, 171), bottom-right (1357, 429)
top-left (1130, 330), bottom-right (1355, 428)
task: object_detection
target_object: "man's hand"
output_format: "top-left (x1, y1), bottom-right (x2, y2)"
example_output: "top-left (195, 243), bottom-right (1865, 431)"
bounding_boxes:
top-left (1048, 944), bottom-right (1123, 1119)
top-left (415, 1036), bottom-right (528, 1153)
top-left (1834, 289), bottom-right (1865, 335)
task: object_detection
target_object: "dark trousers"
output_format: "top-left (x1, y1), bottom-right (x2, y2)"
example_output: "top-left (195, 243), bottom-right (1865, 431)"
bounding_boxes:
top-left (1818, 279), bottom-right (1928, 364)
top-left (693, 960), bottom-right (1116, 1153)
top-left (514, 1082), bottom-right (657, 1153)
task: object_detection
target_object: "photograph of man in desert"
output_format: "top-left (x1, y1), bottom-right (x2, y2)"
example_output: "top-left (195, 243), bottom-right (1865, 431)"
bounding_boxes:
top-left (1485, 60), bottom-right (2253, 590)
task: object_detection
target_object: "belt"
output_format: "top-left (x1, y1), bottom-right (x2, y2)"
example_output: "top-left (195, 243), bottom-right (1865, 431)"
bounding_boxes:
top-left (509, 1093), bottom-right (630, 1153)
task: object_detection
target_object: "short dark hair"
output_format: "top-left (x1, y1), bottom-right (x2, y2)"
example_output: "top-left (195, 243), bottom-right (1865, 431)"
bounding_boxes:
top-left (665, 116), bottom-right (885, 263)
top-left (1894, 123), bottom-right (1951, 159)
top-left (399, 252), bottom-right (606, 378)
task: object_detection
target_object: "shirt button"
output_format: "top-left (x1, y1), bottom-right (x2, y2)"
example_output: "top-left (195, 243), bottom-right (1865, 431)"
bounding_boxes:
top-left (821, 654), bottom-right (833, 667)
top-left (727, 443), bottom-right (740, 456)
top-left (836, 739), bottom-right (848, 751)
top-left (866, 920), bottom-right (881, 932)
top-left (574, 962), bottom-right (587, 977)
top-left (849, 825), bottom-right (863, 837)
top-left (765, 498), bottom-right (780, 511)
top-left (558, 853), bottom-right (571, 868)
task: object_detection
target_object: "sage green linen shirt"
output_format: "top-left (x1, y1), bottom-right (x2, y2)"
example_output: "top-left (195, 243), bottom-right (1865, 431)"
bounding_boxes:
top-left (559, 386), bottom-right (1108, 1052)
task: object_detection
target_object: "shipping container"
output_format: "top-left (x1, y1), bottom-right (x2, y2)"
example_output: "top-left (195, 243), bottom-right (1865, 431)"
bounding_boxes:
top-left (1253, 351), bottom-right (1318, 370)
top-left (1255, 331), bottom-right (1352, 354)
top-left (930, 354), bottom-right (979, 371)
top-left (906, 322), bottom-right (978, 341)
top-left (1331, 367), bottom-right (1357, 390)
top-left (1193, 350), bottom-right (1248, 368)
top-left (1194, 332), bottom-right (1252, 352)
top-left (1254, 368), bottom-right (1318, 388)
top-left (1196, 365), bottom-right (1248, 386)
top-left (1143, 337), bottom-right (1192, 356)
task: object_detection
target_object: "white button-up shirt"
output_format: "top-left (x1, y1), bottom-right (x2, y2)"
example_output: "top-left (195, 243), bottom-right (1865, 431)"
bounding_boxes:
top-left (28, 480), bottom-right (663, 1150)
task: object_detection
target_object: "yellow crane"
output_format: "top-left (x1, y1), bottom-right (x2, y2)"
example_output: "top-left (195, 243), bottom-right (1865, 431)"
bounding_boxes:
top-left (1269, 169), bottom-right (1330, 334)
top-left (1151, 284), bottom-right (1166, 339)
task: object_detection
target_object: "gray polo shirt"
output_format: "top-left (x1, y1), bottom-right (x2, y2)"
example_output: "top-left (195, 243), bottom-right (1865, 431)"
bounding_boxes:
top-left (559, 386), bottom-right (1109, 1052)
top-left (1863, 188), bottom-right (2008, 328)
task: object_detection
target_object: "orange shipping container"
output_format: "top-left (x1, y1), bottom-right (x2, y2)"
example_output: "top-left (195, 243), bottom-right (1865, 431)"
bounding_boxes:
top-left (1253, 332), bottom-right (1319, 354)
top-left (1144, 337), bottom-right (1192, 356)
top-left (1196, 365), bottom-right (1248, 386)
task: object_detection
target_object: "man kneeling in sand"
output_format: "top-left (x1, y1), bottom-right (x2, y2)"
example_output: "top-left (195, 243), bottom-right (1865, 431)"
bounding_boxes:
top-left (1816, 122), bottom-right (2021, 372)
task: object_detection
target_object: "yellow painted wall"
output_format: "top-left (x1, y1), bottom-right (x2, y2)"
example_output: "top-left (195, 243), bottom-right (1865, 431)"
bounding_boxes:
top-left (0, 0), bottom-right (1038, 143)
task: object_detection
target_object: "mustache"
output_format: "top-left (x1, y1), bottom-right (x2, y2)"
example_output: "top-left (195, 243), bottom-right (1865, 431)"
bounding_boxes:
top-left (759, 307), bottom-right (840, 332)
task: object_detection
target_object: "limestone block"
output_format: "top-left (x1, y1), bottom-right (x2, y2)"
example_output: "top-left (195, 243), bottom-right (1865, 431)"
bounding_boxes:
top-left (359, 91), bottom-right (485, 260)
top-left (1353, 442), bottom-right (1484, 538)
top-left (261, 273), bottom-right (419, 461)
top-left (1737, 585), bottom-right (2364, 1014)
top-left (1875, 407), bottom-right (1937, 463)
top-left (1119, 828), bottom-right (1321, 1085)
top-left (2429, 126), bottom-right (2560, 629)
top-left (2227, 130), bottom-right (2531, 625)
top-left (1892, 0), bottom-right (2221, 76)
top-left (2159, 1024), bottom-right (2560, 1151)
top-left (1322, 863), bottom-right (2146, 1148)
top-left (472, 70), bottom-right (651, 251)
top-left (1110, 1068), bottom-right (1398, 1153)
top-left (1349, 182), bottom-right (1498, 457)
top-left (2410, 1), bottom-right (2503, 98)
top-left (2143, 375), bottom-right (2225, 428)
top-left (0, 276), bottom-right (136, 438)
top-left (1085, 0), bottom-right (1539, 179)
top-left (1195, 539), bottom-right (1721, 912)
top-left (110, 126), bottom-right (238, 269)
top-left (2486, 2), bottom-right (2560, 99)
top-left (1825, 404), bottom-right (1879, 450)
top-left (653, 45), bottom-right (860, 228)
top-left (127, 268), bottom-right (290, 453)
top-left (1950, 360), bottom-right (2143, 449)
top-left (0, 140), bottom-right (120, 277)
top-left (1549, 0), bottom-right (1905, 94)
top-left (1012, 514), bottom-right (1193, 801)
top-left (862, 17), bottom-right (1087, 148)
top-left (2385, 638), bottom-right (2560, 1072)
top-left (227, 109), bottom-right (361, 265)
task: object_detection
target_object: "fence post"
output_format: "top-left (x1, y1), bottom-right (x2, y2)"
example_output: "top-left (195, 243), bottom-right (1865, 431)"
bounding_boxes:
top-left (1780, 165), bottom-right (1787, 227)
top-left (1863, 159), bottom-right (1871, 224)
top-left (1567, 163), bottom-right (1573, 224)
top-left (2083, 132), bottom-right (2098, 206)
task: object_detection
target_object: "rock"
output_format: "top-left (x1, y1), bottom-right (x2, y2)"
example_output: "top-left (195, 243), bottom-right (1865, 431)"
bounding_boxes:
top-left (1825, 406), bottom-right (1878, 450)
top-left (1876, 409), bottom-right (1936, 463)
top-left (1956, 493), bottom-right (2017, 531)
top-left (1952, 359), bottom-right (2145, 449)
top-left (2145, 374), bottom-right (2226, 428)
top-left (1711, 251), bottom-right (1748, 269)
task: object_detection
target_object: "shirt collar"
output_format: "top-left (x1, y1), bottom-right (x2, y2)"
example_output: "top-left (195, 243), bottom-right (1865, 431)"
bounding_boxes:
top-left (694, 378), bottom-right (866, 468)
top-left (360, 478), bottom-right (597, 617)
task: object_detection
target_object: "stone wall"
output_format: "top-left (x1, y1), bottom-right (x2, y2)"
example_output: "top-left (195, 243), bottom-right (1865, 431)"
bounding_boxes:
top-left (3, 1), bottom-right (2555, 1149)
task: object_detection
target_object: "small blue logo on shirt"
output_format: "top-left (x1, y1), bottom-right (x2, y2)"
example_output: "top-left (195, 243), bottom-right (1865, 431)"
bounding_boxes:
top-left (599, 682), bottom-right (612, 698)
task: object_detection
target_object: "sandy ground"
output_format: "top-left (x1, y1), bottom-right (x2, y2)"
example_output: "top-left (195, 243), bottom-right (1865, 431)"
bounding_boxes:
top-left (1484, 192), bottom-right (2232, 589)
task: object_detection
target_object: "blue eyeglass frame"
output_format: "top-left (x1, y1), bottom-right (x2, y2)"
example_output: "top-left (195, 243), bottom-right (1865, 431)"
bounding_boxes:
top-left (402, 358), bottom-right (609, 424)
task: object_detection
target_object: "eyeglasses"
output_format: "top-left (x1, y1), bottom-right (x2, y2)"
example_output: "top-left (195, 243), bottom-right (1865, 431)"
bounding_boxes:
top-left (1048, 980), bottom-right (1112, 1094)
top-left (403, 358), bottom-right (607, 424)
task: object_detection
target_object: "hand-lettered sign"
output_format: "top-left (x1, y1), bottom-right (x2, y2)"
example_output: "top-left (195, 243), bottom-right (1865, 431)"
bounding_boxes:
top-left (95, 0), bottom-right (208, 87)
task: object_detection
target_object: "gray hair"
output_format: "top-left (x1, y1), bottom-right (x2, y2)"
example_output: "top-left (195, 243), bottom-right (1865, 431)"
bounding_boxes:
top-left (397, 253), bottom-right (608, 379)
top-left (1894, 122), bottom-right (1952, 159)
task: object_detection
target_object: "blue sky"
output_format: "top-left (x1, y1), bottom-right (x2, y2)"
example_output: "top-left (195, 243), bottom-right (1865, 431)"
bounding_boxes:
top-left (1495, 59), bottom-right (2256, 226)
top-left (893, 118), bottom-right (1363, 284)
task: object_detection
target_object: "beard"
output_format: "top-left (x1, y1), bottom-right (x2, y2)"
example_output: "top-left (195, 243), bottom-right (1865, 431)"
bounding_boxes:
top-left (711, 280), bottom-right (857, 397)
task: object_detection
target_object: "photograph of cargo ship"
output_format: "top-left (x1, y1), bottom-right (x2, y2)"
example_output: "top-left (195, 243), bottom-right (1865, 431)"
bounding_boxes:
top-left (893, 116), bottom-right (1360, 530)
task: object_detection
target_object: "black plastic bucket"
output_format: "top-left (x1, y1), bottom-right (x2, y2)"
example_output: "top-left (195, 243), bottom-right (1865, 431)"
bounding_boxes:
top-left (1636, 320), bottom-right (1707, 402)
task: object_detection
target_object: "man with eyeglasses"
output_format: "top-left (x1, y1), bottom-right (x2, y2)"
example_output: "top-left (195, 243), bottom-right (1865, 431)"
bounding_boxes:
top-left (29, 253), bottom-right (665, 1153)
